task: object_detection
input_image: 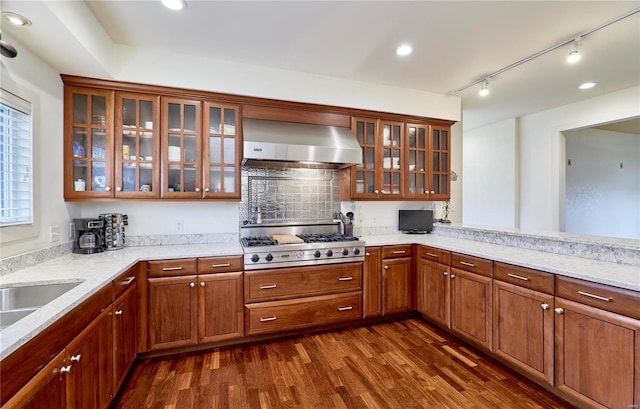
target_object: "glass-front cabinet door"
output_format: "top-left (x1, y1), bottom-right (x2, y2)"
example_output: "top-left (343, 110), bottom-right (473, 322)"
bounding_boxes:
top-left (429, 125), bottom-right (450, 200)
top-left (380, 120), bottom-right (403, 197)
top-left (405, 123), bottom-right (430, 199)
top-left (351, 117), bottom-right (379, 199)
top-left (161, 97), bottom-right (202, 198)
top-left (64, 87), bottom-right (114, 199)
top-left (114, 92), bottom-right (160, 198)
top-left (202, 102), bottom-right (241, 199)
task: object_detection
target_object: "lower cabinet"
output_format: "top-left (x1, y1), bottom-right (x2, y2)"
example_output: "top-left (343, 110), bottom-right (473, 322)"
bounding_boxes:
top-left (3, 351), bottom-right (67, 409)
top-left (65, 308), bottom-right (114, 409)
top-left (417, 257), bottom-right (450, 328)
top-left (449, 268), bottom-right (492, 350)
top-left (198, 272), bottom-right (244, 343)
top-left (362, 247), bottom-right (382, 318)
top-left (382, 257), bottom-right (413, 315)
top-left (113, 284), bottom-right (138, 390)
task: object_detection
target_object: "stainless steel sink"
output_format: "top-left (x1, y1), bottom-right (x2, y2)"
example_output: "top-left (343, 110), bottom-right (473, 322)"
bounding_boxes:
top-left (0, 282), bottom-right (83, 330)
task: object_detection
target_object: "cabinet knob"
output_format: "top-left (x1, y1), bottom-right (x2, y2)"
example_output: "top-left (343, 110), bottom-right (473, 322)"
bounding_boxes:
top-left (195, 187), bottom-right (201, 192)
top-left (554, 308), bottom-right (564, 314)
top-left (115, 310), bottom-right (123, 315)
top-left (541, 303), bottom-right (549, 310)
top-left (116, 186), bottom-right (122, 192)
top-left (204, 188), bottom-right (210, 192)
top-left (105, 186), bottom-right (112, 191)
top-left (200, 282), bottom-right (205, 287)
top-left (60, 365), bottom-right (72, 374)
top-left (374, 190), bottom-right (380, 194)
top-left (384, 265), bottom-right (389, 270)
top-left (443, 272), bottom-right (448, 276)
top-left (450, 274), bottom-right (456, 279)
top-left (430, 190), bottom-right (435, 194)
top-left (365, 252), bottom-right (371, 256)
top-left (70, 354), bottom-right (81, 362)
top-left (189, 282), bottom-right (195, 288)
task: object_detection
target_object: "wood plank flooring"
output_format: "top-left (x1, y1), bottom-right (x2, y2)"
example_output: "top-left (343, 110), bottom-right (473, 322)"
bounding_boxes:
top-left (113, 318), bottom-right (576, 409)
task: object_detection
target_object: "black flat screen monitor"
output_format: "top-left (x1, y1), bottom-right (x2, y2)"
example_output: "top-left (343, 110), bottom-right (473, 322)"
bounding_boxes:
top-left (399, 210), bottom-right (433, 234)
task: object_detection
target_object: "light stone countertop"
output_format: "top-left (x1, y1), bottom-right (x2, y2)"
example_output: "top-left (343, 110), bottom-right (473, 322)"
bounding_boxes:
top-left (2, 234), bottom-right (639, 362)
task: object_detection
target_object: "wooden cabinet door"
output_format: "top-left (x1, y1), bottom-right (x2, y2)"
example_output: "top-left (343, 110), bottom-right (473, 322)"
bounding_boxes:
top-left (202, 102), bottom-right (241, 199)
top-left (450, 268), bottom-right (492, 350)
top-left (404, 123), bottom-right (431, 200)
top-left (147, 275), bottom-right (198, 350)
top-left (64, 86), bottom-right (114, 199)
top-left (114, 92), bottom-right (160, 198)
top-left (113, 284), bottom-right (137, 390)
top-left (379, 120), bottom-right (404, 198)
top-left (555, 297), bottom-right (640, 409)
top-left (493, 280), bottom-right (554, 385)
top-left (351, 117), bottom-right (380, 199)
top-left (362, 247), bottom-right (382, 318)
top-left (3, 351), bottom-right (66, 409)
top-left (198, 272), bottom-right (244, 343)
top-left (66, 308), bottom-right (113, 409)
top-left (160, 97), bottom-right (203, 198)
top-left (428, 125), bottom-right (451, 201)
top-left (382, 257), bottom-right (412, 315)
top-left (417, 258), bottom-right (450, 328)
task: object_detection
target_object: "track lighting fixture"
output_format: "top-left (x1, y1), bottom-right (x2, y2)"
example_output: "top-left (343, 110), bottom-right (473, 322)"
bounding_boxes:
top-left (567, 37), bottom-right (581, 63)
top-left (479, 80), bottom-right (489, 97)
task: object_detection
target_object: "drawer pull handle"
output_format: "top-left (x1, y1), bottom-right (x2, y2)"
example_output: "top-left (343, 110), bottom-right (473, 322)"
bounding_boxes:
top-left (507, 273), bottom-right (530, 281)
top-left (162, 266), bottom-right (183, 271)
top-left (578, 291), bottom-right (613, 302)
top-left (338, 306), bottom-right (353, 311)
top-left (115, 310), bottom-right (123, 315)
top-left (260, 284), bottom-right (277, 289)
top-left (338, 277), bottom-right (353, 281)
top-left (393, 250), bottom-right (406, 254)
top-left (426, 252), bottom-right (439, 258)
top-left (554, 308), bottom-right (564, 314)
top-left (70, 354), bottom-right (81, 362)
top-left (459, 261), bottom-right (476, 267)
top-left (541, 303), bottom-right (549, 310)
top-left (122, 276), bottom-right (135, 285)
top-left (260, 316), bottom-right (277, 322)
top-left (211, 263), bottom-right (231, 268)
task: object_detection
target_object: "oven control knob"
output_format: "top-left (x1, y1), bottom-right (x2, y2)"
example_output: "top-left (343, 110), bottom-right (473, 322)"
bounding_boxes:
top-left (251, 254), bottom-right (260, 263)
top-left (326, 249), bottom-right (333, 257)
top-left (342, 249), bottom-right (349, 256)
top-left (354, 248), bottom-right (360, 255)
top-left (314, 250), bottom-right (321, 258)
top-left (265, 253), bottom-right (273, 262)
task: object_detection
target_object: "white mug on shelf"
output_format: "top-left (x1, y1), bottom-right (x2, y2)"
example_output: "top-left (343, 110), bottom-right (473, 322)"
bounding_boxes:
top-left (74, 179), bottom-right (85, 191)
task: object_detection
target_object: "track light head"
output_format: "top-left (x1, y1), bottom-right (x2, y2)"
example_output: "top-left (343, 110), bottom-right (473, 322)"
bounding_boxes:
top-left (479, 80), bottom-right (489, 97)
top-left (567, 37), bottom-right (581, 63)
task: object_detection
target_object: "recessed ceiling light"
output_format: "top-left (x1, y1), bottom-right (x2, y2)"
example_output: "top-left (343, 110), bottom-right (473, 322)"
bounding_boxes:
top-left (579, 82), bottom-right (597, 90)
top-left (161, 0), bottom-right (186, 11)
top-left (2, 12), bottom-right (32, 27)
top-left (396, 44), bottom-right (412, 56)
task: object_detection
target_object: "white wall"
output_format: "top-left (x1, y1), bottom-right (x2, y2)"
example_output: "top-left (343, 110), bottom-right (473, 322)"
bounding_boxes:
top-left (564, 128), bottom-right (640, 239)
top-left (462, 118), bottom-right (518, 228)
top-left (0, 34), bottom-right (79, 259)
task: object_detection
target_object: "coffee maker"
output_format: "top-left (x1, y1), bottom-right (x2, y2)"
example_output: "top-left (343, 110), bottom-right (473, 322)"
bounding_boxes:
top-left (73, 218), bottom-right (105, 254)
top-left (100, 213), bottom-right (128, 251)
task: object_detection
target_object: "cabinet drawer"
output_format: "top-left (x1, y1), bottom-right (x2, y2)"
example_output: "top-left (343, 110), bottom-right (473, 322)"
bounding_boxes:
top-left (245, 292), bottom-right (362, 335)
top-left (245, 263), bottom-right (362, 303)
top-left (419, 245), bottom-right (451, 264)
top-left (382, 245), bottom-right (413, 259)
top-left (451, 253), bottom-right (493, 277)
top-left (494, 262), bottom-right (554, 294)
top-left (112, 264), bottom-right (138, 300)
top-left (198, 256), bottom-right (243, 273)
top-left (556, 276), bottom-right (640, 320)
top-left (147, 258), bottom-right (197, 277)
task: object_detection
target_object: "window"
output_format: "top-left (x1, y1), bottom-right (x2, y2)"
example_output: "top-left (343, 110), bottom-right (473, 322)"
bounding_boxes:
top-left (0, 88), bottom-right (33, 226)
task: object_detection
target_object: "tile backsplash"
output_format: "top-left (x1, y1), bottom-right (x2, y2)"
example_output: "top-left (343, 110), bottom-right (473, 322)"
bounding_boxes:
top-left (240, 166), bottom-right (341, 225)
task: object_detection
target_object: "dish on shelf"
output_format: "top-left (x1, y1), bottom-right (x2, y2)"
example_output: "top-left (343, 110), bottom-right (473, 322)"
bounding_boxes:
top-left (72, 141), bottom-right (85, 158)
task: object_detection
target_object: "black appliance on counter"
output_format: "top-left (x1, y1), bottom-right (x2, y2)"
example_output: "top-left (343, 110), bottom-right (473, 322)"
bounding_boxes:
top-left (399, 209), bottom-right (433, 234)
top-left (72, 218), bottom-right (105, 254)
top-left (240, 222), bottom-right (365, 270)
top-left (100, 213), bottom-right (128, 251)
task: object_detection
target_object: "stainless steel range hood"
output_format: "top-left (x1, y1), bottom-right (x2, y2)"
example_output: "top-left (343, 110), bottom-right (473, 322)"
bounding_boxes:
top-left (242, 118), bottom-right (362, 169)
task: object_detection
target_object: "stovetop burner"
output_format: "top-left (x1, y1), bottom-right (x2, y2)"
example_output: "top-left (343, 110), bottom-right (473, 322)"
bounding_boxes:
top-left (297, 233), bottom-right (359, 243)
top-left (241, 236), bottom-right (276, 247)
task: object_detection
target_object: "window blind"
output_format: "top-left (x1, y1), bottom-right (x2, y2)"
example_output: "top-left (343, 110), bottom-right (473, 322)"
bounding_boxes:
top-left (0, 88), bottom-right (33, 226)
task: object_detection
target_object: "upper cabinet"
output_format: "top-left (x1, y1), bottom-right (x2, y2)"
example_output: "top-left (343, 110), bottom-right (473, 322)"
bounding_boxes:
top-left (350, 117), bottom-right (451, 201)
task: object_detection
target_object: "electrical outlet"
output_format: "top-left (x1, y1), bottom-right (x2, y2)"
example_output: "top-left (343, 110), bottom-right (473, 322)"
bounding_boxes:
top-left (69, 223), bottom-right (75, 239)
top-left (176, 220), bottom-right (184, 233)
top-left (49, 226), bottom-right (60, 243)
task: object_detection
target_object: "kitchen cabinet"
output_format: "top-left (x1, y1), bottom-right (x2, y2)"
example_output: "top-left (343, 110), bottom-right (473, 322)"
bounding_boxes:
top-left (381, 245), bottom-right (414, 315)
top-left (114, 92), bottom-right (160, 197)
top-left (2, 351), bottom-right (67, 409)
top-left (64, 86), bottom-right (114, 199)
top-left (112, 284), bottom-right (137, 390)
top-left (362, 246), bottom-right (382, 318)
top-left (428, 125), bottom-right (451, 200)
top-left (417, 252), bottom-right (450, 328)
top-left (198, 272), bottom-right (244, 343)
top-left (350, 117), bottom-right (379, 199)
top-left (492, 263), bottom-right (554, 386)
top-left (554, 277), bottom-right (640, 409)
top-left (65, 307), bottom-right (113, 409)
top-left (449, 253), bottom-right (493, 351)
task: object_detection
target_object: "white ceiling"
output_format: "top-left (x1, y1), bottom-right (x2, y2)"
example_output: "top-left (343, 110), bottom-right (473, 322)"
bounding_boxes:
top-left (2, 1), bottom-right (640, 130)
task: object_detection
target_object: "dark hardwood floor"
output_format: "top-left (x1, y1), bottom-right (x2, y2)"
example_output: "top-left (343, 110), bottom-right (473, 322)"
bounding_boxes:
top-left (113, 318), bottom-right (576, 409)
